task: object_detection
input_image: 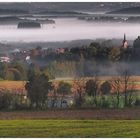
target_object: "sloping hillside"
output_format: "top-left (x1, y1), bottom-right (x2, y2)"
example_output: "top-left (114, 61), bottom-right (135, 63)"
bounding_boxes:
top-left (107, 6), bottom-right (140, 14)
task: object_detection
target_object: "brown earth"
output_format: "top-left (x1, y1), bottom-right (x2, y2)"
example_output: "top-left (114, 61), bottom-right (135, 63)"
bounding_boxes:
top-left (1, 76), bottom-right (140, 92)
top-left (0, 108), bottom-right (139, 120)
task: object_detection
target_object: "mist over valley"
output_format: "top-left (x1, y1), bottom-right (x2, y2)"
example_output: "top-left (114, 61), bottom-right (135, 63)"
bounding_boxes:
top-left (0, 2), bottom-right (140, 78)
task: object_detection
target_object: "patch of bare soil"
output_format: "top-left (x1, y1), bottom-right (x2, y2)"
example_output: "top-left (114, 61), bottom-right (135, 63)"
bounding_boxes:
top-left (0, 108), bottom-right (140, 120)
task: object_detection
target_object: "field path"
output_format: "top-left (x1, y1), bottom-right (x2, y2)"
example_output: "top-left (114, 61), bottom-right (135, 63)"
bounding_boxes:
top-left (0, 108), bottom-right (140, 120)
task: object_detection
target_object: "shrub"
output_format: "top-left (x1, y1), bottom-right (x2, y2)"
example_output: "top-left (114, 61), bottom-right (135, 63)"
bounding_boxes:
top-left (12, 94), bottom-right (29, 110)
top-left (97, 95), bottom-right (111, 108)
top-left (134, 96), bottom-right (140, 106)
top-left (100, 81), bottom-right (111, 95)
top-left (0, 90), bottom-right (13, 110)
top-left (83, 96), bottom-right (95, 107)
top-left (111, 95), bottom-right (125, 108)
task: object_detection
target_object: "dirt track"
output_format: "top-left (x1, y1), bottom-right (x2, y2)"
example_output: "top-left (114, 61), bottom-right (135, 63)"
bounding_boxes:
top-left (0, 108), bottom-right (140, 120)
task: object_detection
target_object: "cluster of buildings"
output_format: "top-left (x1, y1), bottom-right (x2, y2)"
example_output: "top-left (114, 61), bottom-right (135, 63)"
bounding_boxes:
top-left (0, 46), bottom-right (66, 64)
top-left (1, 34), bottom-right (140, 64)
top-left (0, 56), bottom-right (10, 63)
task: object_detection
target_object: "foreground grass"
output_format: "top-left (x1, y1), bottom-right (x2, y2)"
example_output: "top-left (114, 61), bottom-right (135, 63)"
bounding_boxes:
top-left (0, 120), bottom-right (139, 138)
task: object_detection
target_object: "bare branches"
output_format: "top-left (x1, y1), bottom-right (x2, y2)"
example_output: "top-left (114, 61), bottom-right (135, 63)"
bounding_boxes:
top-left (72, 78), bottom-right (85, 107)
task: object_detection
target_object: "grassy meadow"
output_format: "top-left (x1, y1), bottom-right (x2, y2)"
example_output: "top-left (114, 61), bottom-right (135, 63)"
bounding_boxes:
top-left (0, 120), bottom-right (139, 138)
top-left (0, 79), bottom-right (139, 138)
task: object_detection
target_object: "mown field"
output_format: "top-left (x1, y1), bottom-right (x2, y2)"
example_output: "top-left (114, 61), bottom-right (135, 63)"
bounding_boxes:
top-left (0, 120), bottom-right (139, 138)
top-left (2, 76), bottom-right (140, 91)
top-left (0, 81), bottom-right (25, 91)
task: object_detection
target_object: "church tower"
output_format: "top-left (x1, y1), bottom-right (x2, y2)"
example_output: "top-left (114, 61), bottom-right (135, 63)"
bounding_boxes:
top-left (122, 34), bottom-right (128, 49)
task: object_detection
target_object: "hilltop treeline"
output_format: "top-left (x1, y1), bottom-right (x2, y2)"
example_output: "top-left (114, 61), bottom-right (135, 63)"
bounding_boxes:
top-left (2, 40), bottom-right (140, 80)
top-left (33, 42), bottom-right (133, 62)
top-left (28, 41), bottom-right (140, 77)
top-left (0, 62), bottom-right (54, 81)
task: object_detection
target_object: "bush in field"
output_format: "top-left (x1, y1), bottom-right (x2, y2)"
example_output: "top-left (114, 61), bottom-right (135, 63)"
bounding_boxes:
top-left (0, 90), bottom-right (29, 110)
top-left (100, 81), bottom-right (111, 95)
top-left (0, 90), bottom-right (13, 110)
top-left (0, 62), bottom-right (27, 81)
top-left (42, 68), bottom-right (55, 80)
top-left (85, 79), bottom-right (100, 106)
top-left (11, 62), bottom-right (27, 80)
top-left (84, 95), bottom-right (127, 109)
top-left (25, 74), bottom-right (52, 109)
top-left (97, 95), bottom-right (111, 108)
top-left (86, 95), bottom-right (113, 108)
top-left (134, 96), bottom-right (140, 106)
top-left (12, 94), bottom-right (29, 110)
top-left (85, 79), bottom-right (98, 96)
top-left (84, 96), bottom-right (96, 107)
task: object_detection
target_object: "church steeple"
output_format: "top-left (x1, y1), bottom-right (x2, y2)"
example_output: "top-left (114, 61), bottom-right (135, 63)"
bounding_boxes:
top-left (122, 33), bottom-right (128, 49)
top-left (123, 34), bottom-right (126, 42)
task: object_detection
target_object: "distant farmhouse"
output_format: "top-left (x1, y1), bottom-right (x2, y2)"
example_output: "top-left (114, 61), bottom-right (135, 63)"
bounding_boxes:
top-left (0, 56), bottom-right (10, 63)
top-left (18, 21), bottom-right (41, 28)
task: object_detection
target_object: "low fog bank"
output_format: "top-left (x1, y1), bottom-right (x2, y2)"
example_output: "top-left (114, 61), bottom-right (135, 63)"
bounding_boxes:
top-left (32, 60), bottom-right (140, 78)
top-left (93, 62), bottom-right (140, 76)
top-left (80, 61), bottom-right (140, 77)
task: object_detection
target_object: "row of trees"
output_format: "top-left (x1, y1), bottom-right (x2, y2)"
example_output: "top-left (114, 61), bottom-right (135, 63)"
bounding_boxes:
top-left (0, 61), bottom-right (139, 110)
top-left (24, 70), bottom-right (140, 110)
top-left (0, 62), bottom-right (54, 81)
top-left (0, 74), bottom-right (139, 110)
top-left (33, 42), bottom-right (132, 63)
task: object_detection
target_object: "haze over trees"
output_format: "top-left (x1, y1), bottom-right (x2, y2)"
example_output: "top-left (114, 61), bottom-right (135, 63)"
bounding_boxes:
top-left (0, 38), bottom-right (139, 110)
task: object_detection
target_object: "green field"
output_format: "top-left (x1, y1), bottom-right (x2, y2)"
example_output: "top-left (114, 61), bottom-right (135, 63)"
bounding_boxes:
top-left (0, 120), bottom-right (139, 138)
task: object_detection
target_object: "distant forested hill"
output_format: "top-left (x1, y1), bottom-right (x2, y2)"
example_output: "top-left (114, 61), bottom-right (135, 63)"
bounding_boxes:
top-left (0, 8), bottom-right (28, 14)
top-left (107, 6), bottom-right (140, 14)
top-left (0, 2), bottom-right (139, 15)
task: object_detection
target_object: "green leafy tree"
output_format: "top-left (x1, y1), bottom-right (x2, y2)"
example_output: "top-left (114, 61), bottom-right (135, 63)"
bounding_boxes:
top-left (0, 62), bottom-right (25, 81)
top-left (100, 81), bottom-right (111, 95)
top-left (9, 68), bottom-right (22, 81)
top-left (25, 74), bottom-right (52, 109)
top-left (87, 46), bottom-right (97, 58)
top-left (85, 78), bottom-right (100, 106)
top-left (0, 62), bottom-right (9, 80)
top-left (12, 62), bottom-right (27, 80)
top-left (108, 47), bottom-right (121, 61)
top-left (42, 68), bottom-right (55, 80)
top-left (27, 63), bottom-right (41, 80)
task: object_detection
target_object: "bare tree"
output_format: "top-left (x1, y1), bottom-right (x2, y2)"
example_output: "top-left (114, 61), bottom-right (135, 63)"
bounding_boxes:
top-left (118, 67), bottom-right (136, 107)
top-left (73, 78), bottom-right (85, 108)
top-left (127, 79), bottom-right (136, 106)
top-left (121, 69), bottom-right (130, 106)
top-left (51, 84), bottom-right (58, 108)
top-left (111, 77), bottom-right (122, 108)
